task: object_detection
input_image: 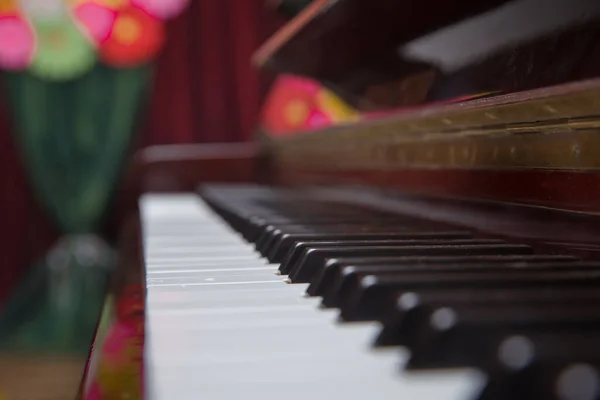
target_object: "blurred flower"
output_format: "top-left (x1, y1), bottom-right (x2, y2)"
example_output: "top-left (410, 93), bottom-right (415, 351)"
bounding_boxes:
top-left (316, 89), bottom-right (359, 123)
top-left (261, 75), bottom-right (318, 134)
top-left (0, 0), bottom-right (17, 15)
top-left (92, 0), bottom-right (129, 10)
top-left (29, 16), bottom-right (96, 80)
top-left (0, 15), bottom-right (35, 70)
top-left (67, 0), bottom-right (127, 10)
top-left (306, 109), bottom-right (331, 129)
top-left (73, 1), bottom-right (117, 45)
top-left (261, 74), bottom-right (358, 135)
top-left (0, 0), bottom-right (188, 79)
top-left (19, 0), bottom-right (65, 20)
top-left (99, 5), bottom-right (164, 67)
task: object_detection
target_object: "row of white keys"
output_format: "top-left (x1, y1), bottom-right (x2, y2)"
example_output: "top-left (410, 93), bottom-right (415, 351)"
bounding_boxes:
top-left (141, 194), bottom-right (485, 400)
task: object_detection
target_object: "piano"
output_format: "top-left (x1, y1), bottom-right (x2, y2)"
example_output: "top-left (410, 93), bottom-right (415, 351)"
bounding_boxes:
top-left (104, 0), bottom-right (600, 399)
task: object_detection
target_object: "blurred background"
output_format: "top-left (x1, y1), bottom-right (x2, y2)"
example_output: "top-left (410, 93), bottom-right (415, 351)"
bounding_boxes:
top-left (0, 0), bottom-right (280, 309)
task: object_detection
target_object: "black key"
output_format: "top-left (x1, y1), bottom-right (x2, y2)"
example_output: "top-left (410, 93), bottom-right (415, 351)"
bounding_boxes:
top-left (284, 240), bottom-right (514, 278)
top-left (485, 334), bottom-right (600, 400)
top-left (256, 222), bottom-right (391, 254)
top-left (287, 243), bottom-right (529, 283)
top-left (315, 255), bottom-right (577, 303)
top-left (480, 357), bottom-right (600, 400)
top-left (376, 285), bottom-right (600, 349)
top-left (255, 224), bottom-right (312, 252)
top-left (338, 269), bottom-right (600, 323)
top-left (280, 237), bottom-right (492, 275)
top-left (329, 259), bottom-right (593, 310)
top-left (244, 216), bottom-right (295, 241)
top-left (259, 221), bottom-right (453, 257)
top-left (269, 230), bottom-right (471, 263)
top-left (496, 332), bottom-right (600, 371)
top-left (407, 304), bottom-right (600, 372)
top-left (277, 232), bottom-right (475, 272)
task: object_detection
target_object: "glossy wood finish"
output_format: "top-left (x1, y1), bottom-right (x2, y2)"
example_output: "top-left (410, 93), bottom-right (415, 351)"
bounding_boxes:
top-left (78, 214), bottom-right (145, 400)
top-left (276, 168), bottom-right (600, 213)
top-left (114, 142), bottom-right (268, 218)
top-left (124, 145), bottom-right (600, 215)
top-left (253, 0), bottom-right (331, 70)
top-left (270, 78), bottom-right (600, 148)
top-left (0, 355), bottom-right (85, 400)
top-left (267, 79), bottom-right (600, 213)
top-left (127, 143), bottom-right (264, 193)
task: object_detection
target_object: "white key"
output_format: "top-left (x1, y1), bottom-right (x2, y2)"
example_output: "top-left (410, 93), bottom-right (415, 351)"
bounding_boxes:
top-left (140, 194), bottom-right (486, 400)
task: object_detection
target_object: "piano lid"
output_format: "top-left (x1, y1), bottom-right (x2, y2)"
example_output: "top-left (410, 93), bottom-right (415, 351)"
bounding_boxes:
top-left (253, 0), bottom-right (509, 79)
top-left (255, 0), bottom-right (600, 112)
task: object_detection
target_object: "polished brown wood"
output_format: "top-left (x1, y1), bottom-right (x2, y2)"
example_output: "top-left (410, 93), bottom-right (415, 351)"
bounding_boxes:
top-left (265, 78), bottom-right (600, 214)
top-left (276, 168), bottom-right (600, 213)
top-left (77, 213), bottom-right (145, 400)
top-left (114, 142), bottom-right (268, 218)
top-left (128, 142), bottom-right (265, 193)
top-left (0, 355), bottom-right (85, 400)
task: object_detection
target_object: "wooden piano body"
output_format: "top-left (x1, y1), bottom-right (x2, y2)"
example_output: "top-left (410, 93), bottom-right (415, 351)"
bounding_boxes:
top-left (105, 80), bottom-right (600, 399)
top-left (95, 1), bottom-right (600, 399)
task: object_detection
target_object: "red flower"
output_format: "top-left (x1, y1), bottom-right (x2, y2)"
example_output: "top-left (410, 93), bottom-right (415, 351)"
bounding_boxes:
top-left (261, 75), bottom-right (319, 136)
top-left (99, 4), bottom-right (164, 67)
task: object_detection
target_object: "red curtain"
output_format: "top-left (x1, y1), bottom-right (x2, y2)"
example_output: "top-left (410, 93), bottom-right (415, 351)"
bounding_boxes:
top-left (141, 0), bottom-right (279, 146)
top-left (0, 0), bottom-right (280, 306)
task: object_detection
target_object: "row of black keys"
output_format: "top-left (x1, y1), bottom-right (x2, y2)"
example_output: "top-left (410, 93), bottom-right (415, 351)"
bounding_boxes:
top-left (199, 186), bottom-right (600, 400)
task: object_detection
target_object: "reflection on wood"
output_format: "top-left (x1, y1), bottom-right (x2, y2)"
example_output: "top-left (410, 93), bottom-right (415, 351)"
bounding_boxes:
top-left (0, 355), bottom-right (85, 400)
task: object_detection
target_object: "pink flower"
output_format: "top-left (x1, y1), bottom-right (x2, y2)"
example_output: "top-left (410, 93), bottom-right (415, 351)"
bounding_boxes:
top-left (306, 109), bottom-right (331, 129)
top-left (73, 2), bottom-right (117, 45)
top-left (0, 15), bottom-right (35, 70)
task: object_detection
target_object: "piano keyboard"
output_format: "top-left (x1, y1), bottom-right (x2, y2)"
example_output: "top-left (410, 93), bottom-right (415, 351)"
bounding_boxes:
top-left (141, 185), bottom-right (600, 400)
